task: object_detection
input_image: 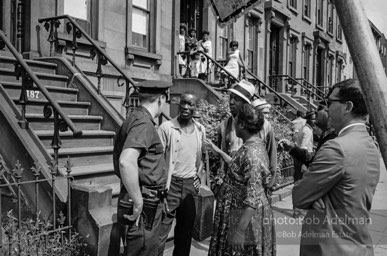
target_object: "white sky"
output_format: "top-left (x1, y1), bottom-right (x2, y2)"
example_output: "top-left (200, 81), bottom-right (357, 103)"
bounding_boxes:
top-left (363, 0), bottom-right (387, 35)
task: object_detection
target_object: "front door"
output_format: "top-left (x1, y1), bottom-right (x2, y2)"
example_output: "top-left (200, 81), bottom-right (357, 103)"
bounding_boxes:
top-left (0, 0), bottom-right (22, 51)
top-left (269, 25), bottom-right (281, 90)
top-left (316, 48), bottom-right (325, 97)
top-left (180, 0), bottom-right (203, 36)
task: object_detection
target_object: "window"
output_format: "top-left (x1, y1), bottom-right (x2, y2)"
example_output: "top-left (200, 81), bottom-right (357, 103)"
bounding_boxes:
top-left (303, 0), bottom-right (311, 18)
top-left (289, 0), bottom-right (297, 9)
top-left (132, 0), bottom-right (151, 50)
top-left (246, 17), bottom-right (258, 73)
top-left (217, 25), bottom-right (230, 60)
top-left (327, 57), bottom-right (334, 87)
top-left (64, 0), bottom-right (92, 35)
top-left (327, 1), bottom-right (334, 34)
top-left (316, 0), bottom-right (324, 27)
top-left (337, 17), bottom-right (343, 41)
top-left (303, 44), bottom-right (311, 81)
top-left (337, 59), bottom-right (343, 82)
top-left (288, 37), bottom-right (297, 78)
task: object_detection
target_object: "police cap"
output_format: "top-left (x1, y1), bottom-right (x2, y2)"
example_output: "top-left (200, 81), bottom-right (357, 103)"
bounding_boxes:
top-left (135, 80), bottom-right (172, 95)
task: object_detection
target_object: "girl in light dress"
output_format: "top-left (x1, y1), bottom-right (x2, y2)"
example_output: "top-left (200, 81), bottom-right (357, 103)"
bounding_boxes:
top-left (222, 41), bottom-right (246, 86)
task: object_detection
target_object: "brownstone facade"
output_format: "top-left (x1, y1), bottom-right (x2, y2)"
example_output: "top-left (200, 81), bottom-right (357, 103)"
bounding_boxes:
top-left (2, 0), bottom-right (387, 115)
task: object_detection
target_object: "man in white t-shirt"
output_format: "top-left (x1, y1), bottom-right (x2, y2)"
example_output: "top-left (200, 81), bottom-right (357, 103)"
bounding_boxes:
top-left (157, 94), bottom-right (206, 256)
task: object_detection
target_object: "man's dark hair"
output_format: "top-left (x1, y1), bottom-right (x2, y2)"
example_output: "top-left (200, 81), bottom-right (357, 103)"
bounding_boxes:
top-left (332, 79), bottom-right (368, 117)
top-left (237, 104), bottom-right (264, 134)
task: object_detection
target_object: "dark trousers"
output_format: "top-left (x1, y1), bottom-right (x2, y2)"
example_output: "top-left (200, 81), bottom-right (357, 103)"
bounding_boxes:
top-left (293, 157), bottom-right (304, 182)
top-left (158, 176), bottom-right (198, 256)
top-left (120, 203), bottom-right (163, 256)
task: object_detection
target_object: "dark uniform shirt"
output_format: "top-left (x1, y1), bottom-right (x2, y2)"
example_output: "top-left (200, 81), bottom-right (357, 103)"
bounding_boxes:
top-left (113, 106), bottom-right (166, 201)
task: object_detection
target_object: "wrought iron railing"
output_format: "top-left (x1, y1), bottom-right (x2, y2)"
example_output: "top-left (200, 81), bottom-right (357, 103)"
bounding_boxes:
top-left (0, 155), bottom-right (76, 255)
top-left (38, 15), bottom-right (137, 117)
top-left (269, 74), bottom-right (325, 108)
top-left (295, 78), bottom-right (326, 99)
top-left (0, 30), bottom-right (82, 163)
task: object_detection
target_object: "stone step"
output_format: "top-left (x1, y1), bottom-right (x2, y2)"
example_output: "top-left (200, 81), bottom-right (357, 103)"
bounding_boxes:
top-left (0, 56), bottom-right (57, 74)
top-left (35, 129), bottom-right (115, 148)
top-left (14, 98), bottom-right (90, 115)
top-left (26, 113), bottom-right (102, 130)
top-left (2, 81), bottom-right (78, 102)
top-left (48, 146), bottom-right (114, 168)
top-left (0, 68), bottom-right (68, 87)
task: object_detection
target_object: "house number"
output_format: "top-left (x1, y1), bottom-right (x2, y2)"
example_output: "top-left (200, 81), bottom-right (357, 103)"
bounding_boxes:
top-left (26, 90), bottom-right (40, 99)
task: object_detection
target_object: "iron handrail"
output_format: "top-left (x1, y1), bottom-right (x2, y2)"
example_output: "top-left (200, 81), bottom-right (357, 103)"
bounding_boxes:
top-left (269, 74), bottom-right (325, 102)
top-left (246, 70), bottom-right (299, 112)
top-left (294, 77), bottom-right (325, 96)
top-left (0, 30), bottom-right (82, 138)
top-left (38, 15), bottom-right (137, 116)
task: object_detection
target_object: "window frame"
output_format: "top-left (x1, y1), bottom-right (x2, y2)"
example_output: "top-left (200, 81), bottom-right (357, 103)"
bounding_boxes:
top-left (303, 43), bottom-right (311, 81)
top-left (336, 15), bottom-right (343, 42)
top-left (246, 16), bottom-right (258, 74)
top-left (288, 36), bottom-right (298, 78)
top-left (316, 0), bottom-right (324, 29)
top-left (62, 0), bottom-right (98, 39)
top-left (327, 1), bottom-right (334, 35)
top-left (288, 0), bottom-right (298, 13)
top-left (131, 0), bottom-right (153, 51)
top-left (217, 25), bottom-right (230, 61)
top-left (302, 0), bottom-right (311, 22)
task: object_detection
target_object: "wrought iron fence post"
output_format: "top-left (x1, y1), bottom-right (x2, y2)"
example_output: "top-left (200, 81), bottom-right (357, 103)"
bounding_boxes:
top-left (65, 157), bottom-right (73, 241)
top-left (32, 163), bottom-right (41, 214)
top-left (122, 79), bottom-right (131, 118)
top-left (14, 65), bottom-right (33, 129)
top-left (50, 160), bottom-right (58, 229)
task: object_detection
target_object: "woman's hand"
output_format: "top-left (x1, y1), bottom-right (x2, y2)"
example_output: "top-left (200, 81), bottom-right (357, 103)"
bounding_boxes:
top-left (229, 229), bottom-right (245, 254)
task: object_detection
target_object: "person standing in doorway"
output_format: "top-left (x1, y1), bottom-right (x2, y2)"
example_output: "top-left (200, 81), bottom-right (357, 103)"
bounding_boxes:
top-left (157, 93), bottom-right (206, 256)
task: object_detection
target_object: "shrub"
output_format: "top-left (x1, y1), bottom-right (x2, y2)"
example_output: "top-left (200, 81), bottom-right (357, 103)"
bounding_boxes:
top-left (1, 210), bottom-right (87, 256)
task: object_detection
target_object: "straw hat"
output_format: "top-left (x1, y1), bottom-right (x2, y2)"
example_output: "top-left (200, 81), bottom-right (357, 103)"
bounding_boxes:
top-left (228, 79), bottom-right (255, 104)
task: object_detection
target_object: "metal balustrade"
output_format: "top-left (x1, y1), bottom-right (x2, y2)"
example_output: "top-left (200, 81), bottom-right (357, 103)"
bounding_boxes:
top-left (0, 30), bottom-right (82, 165)
top-left (38, 15), bottom-right (137, 118)
top-left (0, 155), bottom-right (75, 255)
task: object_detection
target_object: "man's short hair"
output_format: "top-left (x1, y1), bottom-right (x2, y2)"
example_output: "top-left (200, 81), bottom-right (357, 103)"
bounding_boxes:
top-left (332, 79), bottom-right (368, 117)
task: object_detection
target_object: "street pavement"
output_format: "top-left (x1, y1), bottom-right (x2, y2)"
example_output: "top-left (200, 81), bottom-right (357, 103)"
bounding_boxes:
top-left (164, 157), bottom-right (387, 256)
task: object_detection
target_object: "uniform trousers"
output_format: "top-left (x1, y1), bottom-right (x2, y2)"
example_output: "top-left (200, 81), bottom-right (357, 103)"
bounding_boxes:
top-left (120, 203), bottom-right (163, 256)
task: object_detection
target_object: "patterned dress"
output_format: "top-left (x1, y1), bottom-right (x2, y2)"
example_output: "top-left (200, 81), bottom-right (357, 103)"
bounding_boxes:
top-left (208, 136), bottom-right (276, 256)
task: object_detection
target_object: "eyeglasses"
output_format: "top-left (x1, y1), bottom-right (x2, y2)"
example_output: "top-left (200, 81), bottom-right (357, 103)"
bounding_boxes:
top-left (325, 99), bottom-right (346, 107)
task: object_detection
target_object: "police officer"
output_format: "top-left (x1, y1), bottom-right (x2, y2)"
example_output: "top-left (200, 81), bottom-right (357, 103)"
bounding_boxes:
top-left (113, 80), bottom-right (171, 256)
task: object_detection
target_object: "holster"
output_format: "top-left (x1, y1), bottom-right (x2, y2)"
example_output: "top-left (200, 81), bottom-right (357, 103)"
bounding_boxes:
top-left (141, 198), bottom-right (160, 231)
top-left (117, 199), bottom-right (135, 226)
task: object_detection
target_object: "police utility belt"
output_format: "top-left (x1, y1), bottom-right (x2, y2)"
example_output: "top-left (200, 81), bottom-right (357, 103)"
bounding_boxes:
top-left (118, 185), bottom-right (168, 233)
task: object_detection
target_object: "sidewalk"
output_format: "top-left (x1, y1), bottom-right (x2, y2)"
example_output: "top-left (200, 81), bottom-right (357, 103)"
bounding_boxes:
top-left (164, 157), bottom-right (387, 256)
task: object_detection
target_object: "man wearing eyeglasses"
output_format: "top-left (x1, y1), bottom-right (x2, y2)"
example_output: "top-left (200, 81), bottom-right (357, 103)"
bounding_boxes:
top-left (292, 79), bottom-right (380, 256)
